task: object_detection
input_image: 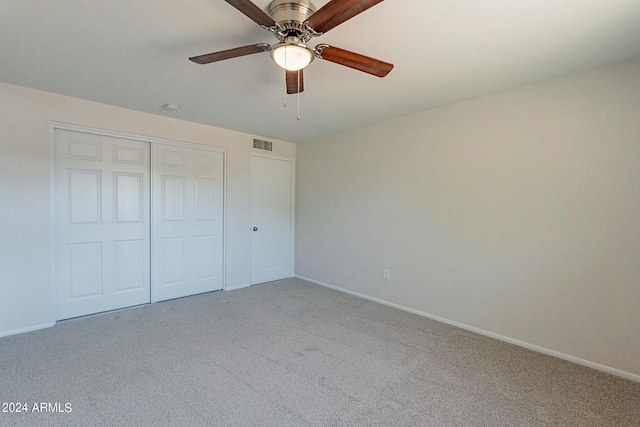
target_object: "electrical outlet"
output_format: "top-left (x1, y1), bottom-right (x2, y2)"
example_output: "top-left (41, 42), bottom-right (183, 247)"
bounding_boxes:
top-left (383, 269), bottom-right (390, 280)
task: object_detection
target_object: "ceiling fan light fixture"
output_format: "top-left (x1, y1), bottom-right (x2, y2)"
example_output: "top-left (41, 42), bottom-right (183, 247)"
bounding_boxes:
top-left (271, 41), bottom-right (314, 71)
top-left (190, 0), bottom-right (394, 92)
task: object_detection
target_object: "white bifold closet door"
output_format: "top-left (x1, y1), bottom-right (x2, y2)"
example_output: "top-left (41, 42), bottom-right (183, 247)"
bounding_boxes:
top-left (151, 143), bottom-right (224, 302)
top-left (54, 130), bottom-right (224, 320)
top-left (54, 130), bottom-right (151, 320)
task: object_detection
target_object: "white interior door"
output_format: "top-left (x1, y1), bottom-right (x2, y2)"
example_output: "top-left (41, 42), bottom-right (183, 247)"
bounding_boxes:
top-left (151, 143), bottom-right (224, 302)
top-left (54, 129), bottom-right (150, 320)
top-left (250, 155), bottom-right (293, 285)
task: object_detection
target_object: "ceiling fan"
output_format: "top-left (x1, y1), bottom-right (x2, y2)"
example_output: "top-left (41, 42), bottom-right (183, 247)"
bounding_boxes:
top-left (189, 0), bottom-right (393, 94)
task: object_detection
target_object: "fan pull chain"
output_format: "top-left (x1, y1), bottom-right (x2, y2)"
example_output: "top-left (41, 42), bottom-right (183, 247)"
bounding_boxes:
top-left (284, 49), bottom-right (290, 110)
top-left (297, 69), bottom-right (301, 121)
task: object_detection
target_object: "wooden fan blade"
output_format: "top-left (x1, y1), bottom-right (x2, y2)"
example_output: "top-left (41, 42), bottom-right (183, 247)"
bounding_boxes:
top-left (306, 0), bottom-right (384, 34)
top-left (316, 45), bottom-right (393, 77)
top-left (224, 0), bottom-right (277, 28)
top-left (286, 69), bottom-right (304, 94)
top-left (189, 44), bottom-right (270, 64)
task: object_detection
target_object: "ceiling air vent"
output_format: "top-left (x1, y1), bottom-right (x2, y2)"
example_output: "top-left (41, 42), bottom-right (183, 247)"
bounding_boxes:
top-left (253, 139), bottom-right (273, 151)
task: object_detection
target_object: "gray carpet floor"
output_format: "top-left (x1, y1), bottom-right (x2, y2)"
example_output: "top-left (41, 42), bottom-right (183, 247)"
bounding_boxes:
top-left (1, 278), bottom-right (639, 426)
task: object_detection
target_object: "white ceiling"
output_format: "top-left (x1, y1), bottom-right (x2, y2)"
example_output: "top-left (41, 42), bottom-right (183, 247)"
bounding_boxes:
top-left (2, 0), bottom-right (640, 143)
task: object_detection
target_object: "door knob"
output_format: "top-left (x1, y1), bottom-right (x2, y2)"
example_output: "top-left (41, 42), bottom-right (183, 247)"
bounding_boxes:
top-left (253, 227), bottom-right (258, 231)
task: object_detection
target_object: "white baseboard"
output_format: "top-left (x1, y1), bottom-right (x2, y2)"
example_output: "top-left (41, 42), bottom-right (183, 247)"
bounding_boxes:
top-left (295, 275), bottom-right (640, 384)
top-left (224, 283), bottom-right (250, 291)
top-left (0, 322), bottom-right (54, 338)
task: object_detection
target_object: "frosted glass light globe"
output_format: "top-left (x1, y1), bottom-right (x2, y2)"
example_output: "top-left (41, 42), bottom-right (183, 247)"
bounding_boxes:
top-left (271, 44), bottom-right (313, 71)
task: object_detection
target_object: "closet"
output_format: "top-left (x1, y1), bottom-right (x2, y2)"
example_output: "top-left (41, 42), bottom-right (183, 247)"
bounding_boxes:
top-left (53, 128), bottom-right (224, 320)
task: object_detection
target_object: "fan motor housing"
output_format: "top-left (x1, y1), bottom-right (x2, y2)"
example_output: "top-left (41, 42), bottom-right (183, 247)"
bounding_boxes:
top-left (267, 0), bottom-right (316, 24)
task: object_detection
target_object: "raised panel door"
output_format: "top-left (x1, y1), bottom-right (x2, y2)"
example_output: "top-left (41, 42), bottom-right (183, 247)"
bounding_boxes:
top-left (54, 129), bottom-right (150, 320)
top-left (151, 144), bottom-right (224, 302)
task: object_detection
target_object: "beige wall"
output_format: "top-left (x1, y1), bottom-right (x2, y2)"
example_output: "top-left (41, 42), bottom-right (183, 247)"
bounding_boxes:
top-left (296, 60), bottom-right (640, 378)
top-left (0, 82), bottom-right (295, 336)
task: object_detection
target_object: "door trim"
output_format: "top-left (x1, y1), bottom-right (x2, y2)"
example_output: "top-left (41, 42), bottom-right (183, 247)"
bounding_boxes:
top-left (247, 153), bottom-right (295, 286)
top-left (50, 121), bottom-right (228, 321)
